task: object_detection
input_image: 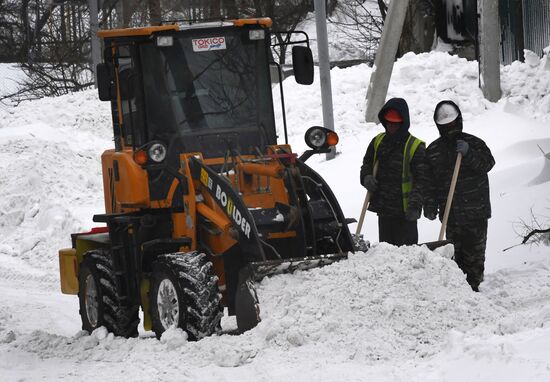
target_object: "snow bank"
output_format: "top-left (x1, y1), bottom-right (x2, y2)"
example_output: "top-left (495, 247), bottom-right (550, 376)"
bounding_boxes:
top-left (501, 51), bottom-right (550, 122)
top-left (0, 92), bottom-right (112, 282)
top-left (0, 244), bottom-right (507, 366)
top-left (0, 64), bottom-right (27, 100)
top-left (255, 244), bottom-right (506, 362)
top-left (277, 49), bottom-right (550, 153)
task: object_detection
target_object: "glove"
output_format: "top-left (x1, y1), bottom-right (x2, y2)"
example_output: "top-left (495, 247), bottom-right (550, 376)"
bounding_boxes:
top-left (405, 208), bottom-right (421, 221)
top-left (362, 174), bottom-right (378, 192)
top-left (423, 207), bottom-right (437, 221)
top-left (456, 139), bottom-right (469, 156)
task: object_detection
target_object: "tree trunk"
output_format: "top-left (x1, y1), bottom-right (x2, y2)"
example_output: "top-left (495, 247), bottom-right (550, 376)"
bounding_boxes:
top-left (208, 0), bottom-right (221, 19)
top-left (225, 0), bottom-right (238, 18)
top-left (398, 0), bottom-right (436, 56)
top-left (148, 0), bottom-right (161, 25)
top-left (20, 0), bottom-right (30, 61)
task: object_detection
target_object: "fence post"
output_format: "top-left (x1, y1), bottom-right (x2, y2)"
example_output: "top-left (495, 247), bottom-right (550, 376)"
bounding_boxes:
top-left (314, 0), bottom-right (336, 160)
top-left (478, 0), bottom-right (502, 101)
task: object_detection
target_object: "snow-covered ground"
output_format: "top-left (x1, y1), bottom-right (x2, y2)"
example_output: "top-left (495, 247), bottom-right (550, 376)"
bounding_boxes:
top-left (0, 49), bottom-right (549, 381)
top-left (0, 63), bottom-right (28, 110)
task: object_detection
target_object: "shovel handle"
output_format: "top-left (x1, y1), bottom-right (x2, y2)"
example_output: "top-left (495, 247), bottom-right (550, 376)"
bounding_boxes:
top-left (356, 162), bottom-right (379, 236)
top-left (438, 153), bottom-right (462, 241)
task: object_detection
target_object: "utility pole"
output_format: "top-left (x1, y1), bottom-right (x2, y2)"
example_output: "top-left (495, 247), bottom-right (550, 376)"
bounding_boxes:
top-left (364, 0), bottom-right (410, 123)
top-left (313, 0), bottom-right (336, 160)
top-left (89, 0), bottom-right (101, 87)
top-left (478, 0), bottom-right (502, 101)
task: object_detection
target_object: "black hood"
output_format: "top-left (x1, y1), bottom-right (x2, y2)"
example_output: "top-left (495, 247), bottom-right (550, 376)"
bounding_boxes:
top-left (378, 97), bottom-right (411, 131)
top-left (433, 100), bottom-right (463, 139)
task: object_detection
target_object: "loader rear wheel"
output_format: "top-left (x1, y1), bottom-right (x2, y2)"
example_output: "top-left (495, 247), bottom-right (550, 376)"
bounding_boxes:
top-left (150, 252), bottom-right (223, 340)
top-left (78, 250), bottom-right (139, 337)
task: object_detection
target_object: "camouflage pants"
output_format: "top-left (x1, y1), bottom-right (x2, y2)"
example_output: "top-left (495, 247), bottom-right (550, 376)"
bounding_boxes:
top-left (446, 220), bottom-right (488, 291)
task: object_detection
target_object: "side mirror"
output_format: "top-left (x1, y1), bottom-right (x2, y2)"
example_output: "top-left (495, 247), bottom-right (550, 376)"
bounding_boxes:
top-left (292, 46), bottom-right (314, 85)
top-left (96, 63), bottom-right (114, 101)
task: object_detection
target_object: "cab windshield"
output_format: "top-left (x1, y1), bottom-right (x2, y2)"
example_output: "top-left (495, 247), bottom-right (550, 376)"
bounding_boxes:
top-left (139, 27), bottom-right (276, 156)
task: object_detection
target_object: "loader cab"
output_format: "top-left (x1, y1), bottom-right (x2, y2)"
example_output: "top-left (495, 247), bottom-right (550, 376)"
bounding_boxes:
top-left (97, 19), bottom-right (314, 159)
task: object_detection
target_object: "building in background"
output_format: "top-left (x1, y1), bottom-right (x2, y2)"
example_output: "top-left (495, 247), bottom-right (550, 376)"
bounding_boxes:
top-left (436, 0), bottom-right (550, 64)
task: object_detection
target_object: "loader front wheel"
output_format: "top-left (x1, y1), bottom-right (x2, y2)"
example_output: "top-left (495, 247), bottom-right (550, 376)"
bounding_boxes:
top-left (78, 250), bottom-right (139, 337)
top-left (150, 252), bottom-right (223, 340)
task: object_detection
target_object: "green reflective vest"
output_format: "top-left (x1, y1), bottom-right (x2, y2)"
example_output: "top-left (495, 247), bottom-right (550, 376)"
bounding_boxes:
top-left (373, 133), bottom-right (424, 212)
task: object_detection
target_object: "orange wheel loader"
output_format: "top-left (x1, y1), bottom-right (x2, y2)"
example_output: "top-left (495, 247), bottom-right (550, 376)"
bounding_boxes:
top-left (58, 18), bottom-right (355, 339)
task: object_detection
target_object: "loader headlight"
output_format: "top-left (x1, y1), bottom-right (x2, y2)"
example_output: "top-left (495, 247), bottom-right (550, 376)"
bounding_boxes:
top-left (148, 142), bottom-right (167, 163)
top-left (304, 126), bottom-right (339, 150)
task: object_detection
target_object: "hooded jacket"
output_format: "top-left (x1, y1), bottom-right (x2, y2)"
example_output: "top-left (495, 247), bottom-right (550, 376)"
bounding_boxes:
top-left (360, 98), bottom-right (428, 217)
top-left (424, 100), bottom-right (495, 225)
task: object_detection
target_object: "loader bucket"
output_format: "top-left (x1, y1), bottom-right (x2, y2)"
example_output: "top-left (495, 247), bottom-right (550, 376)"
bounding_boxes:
top-left (248, 252), bottom-right (348, 282)
top-left (234, 252), bottom-right (348, 332)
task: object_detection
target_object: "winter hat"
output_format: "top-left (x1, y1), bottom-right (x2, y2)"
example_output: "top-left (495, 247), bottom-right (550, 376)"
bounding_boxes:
top-left (435, 103), bottom-right (459, 124)
top-left (384, 109), bottom-right (403, 123)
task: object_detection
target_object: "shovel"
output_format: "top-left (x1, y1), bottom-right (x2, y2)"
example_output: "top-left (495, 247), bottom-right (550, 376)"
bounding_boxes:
top-left (438, 152), bottom-right (462, 240)
top-left (353, 162), bottom-right (379, 251)
top-left (421, 152), bottom-right (462, 250)
top-left (355, 162), bottom-right (379, 236)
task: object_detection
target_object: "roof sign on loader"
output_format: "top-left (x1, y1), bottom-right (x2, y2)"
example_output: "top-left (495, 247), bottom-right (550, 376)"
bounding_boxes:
top-left (192, 37), bottom-right (226, 52)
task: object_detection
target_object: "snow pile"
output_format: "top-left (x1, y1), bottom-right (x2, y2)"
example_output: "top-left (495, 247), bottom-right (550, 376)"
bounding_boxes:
top-left (275, 51), bottom-right (489, 155)
top-left (277, 49), bottom-right (550, 153)
top-left (0, 243), bottom-right (507, 367)
top-left (0, 92), bottom-right (112, 282)
top-left (501, 49), bottom-right (550, 122)
top-left (0, 63), bottom-right (27, 103)
top-left (255, 244), bottom-right (505, 362)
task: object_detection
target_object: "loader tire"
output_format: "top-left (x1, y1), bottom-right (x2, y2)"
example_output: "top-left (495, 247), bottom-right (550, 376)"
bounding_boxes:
top-left (78, 250), bottom-right (139, 337)
top-left (150, 252), bottom-right (223, 341)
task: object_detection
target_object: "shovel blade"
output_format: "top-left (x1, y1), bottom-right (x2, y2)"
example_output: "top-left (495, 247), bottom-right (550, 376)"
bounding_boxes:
top-left (352, 233), bottom-right (370, 252)
top-left (420, 239), bottom-right (451, 250)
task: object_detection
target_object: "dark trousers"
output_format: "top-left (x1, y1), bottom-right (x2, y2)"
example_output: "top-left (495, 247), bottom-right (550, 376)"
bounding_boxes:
top-left (446, 220), bottom-right (488, 291)
top-left (378, 216), bottom-right (418, 246)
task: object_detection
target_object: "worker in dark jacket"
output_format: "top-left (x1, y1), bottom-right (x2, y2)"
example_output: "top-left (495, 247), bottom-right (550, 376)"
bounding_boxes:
top-left (360, 98), bottom-right (428, 246)
top-left (424, 100), bottom-right (495, 292)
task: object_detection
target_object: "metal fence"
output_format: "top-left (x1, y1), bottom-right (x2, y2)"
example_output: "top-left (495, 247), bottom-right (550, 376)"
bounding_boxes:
top-left (500, 0), bottom-right (550, 64)
top-left (523, 0), bottom-right (550, 55)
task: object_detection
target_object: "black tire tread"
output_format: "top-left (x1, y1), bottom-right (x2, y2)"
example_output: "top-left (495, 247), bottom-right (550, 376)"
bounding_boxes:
top-left (79, 250), bottom-right (139, 338)
top-left (151, 252), bottom-right (223, 340)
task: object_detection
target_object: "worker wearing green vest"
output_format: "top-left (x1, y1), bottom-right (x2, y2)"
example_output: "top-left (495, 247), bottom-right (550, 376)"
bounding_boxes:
top-left (360, 98), bottom-right (428, 246)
